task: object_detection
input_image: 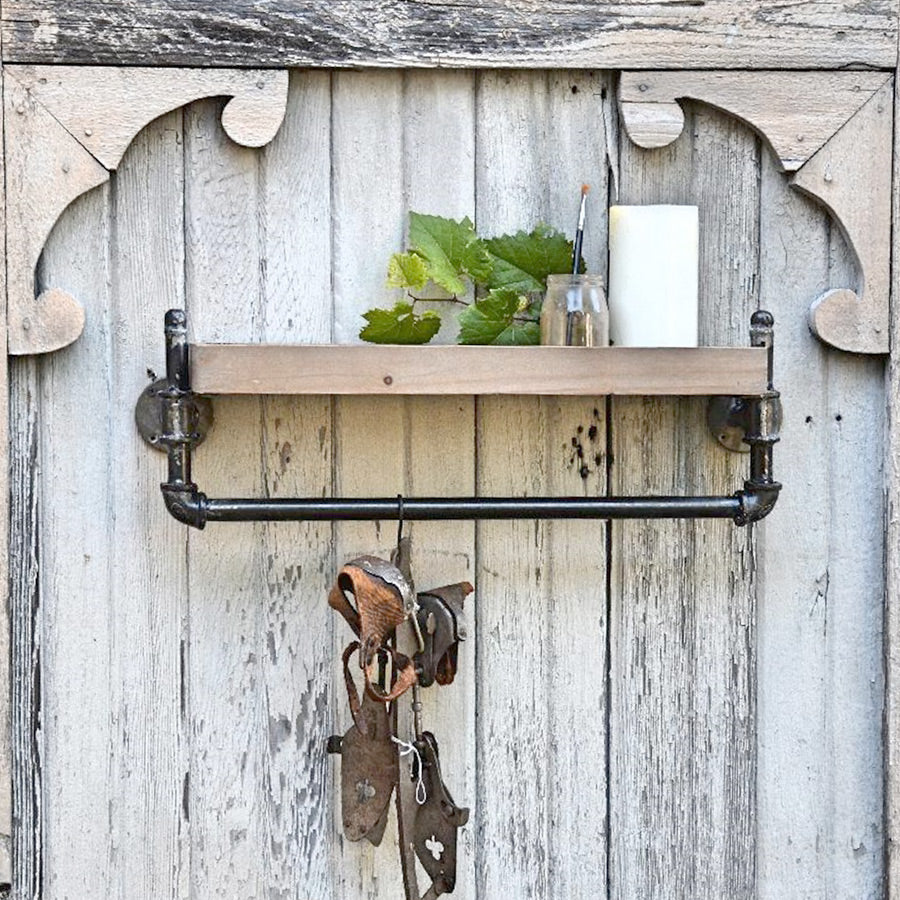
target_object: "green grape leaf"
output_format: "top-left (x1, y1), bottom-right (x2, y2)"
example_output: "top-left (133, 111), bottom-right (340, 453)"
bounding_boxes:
top-left (491, 321), bottom-right (541, 345)
top-left (359, 302), bottom-right (442, 344)
top-left (457, 289), bottom-right (538, 345)
top-left (387, 252), bottom-right (430, 290)
top-left (485, 224), bottom-right (579, 293)
top-left (408, 213), bottom-right (493, 295)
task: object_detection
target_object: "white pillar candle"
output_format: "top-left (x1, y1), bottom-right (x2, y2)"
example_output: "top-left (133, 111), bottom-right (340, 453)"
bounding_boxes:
top-left (608, 205), bottom-right (699, 347)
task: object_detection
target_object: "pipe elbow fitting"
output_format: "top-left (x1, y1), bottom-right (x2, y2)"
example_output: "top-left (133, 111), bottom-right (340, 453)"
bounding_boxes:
top-left (161, 483), bottom-right (208, 529)
top-left (735, 481), bottom-right (782, 526)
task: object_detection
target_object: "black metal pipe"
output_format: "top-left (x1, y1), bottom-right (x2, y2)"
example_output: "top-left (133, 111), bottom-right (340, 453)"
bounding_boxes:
top-left (204, 495), bottom-right (743, 522)
top-left (162, 309), bottom-right (194, 488)
top-left (165, 309), bottom-right (190, 393)
top-left (162, 485), bottom-right (781, 529)
top-left (743, 309), bottom-right (781, 520)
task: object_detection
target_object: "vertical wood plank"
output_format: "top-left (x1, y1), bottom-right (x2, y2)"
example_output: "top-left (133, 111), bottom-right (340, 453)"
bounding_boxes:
top-left (820, 161), bottom-right (885, 899)
top-left (331, 69), bottom-right (406, 900)
top-left (475, 69), bottom-right (609, 900)
top-left (106, 109), bottom-right (190, 899)
top-left (37, 181), bottom-right (113, 898)
top-left (756, 147), bottom-right (885, 897)
top-left (183, 98), bottom-right (267, 899)
top-left (9, 356), bottom-right (40, 899)
top-left (543, 69), bottom-right (611, 900)
top-left (257, 69), bottom-right (334, 899)
top-left (0, 63), bottom-right (12, 887)
top-left (475, 71), bottom-right (552, 900)
top-left (609, 102), bottom-right (758, 899)
top-left (887, 42), bottom-right (900, 900)
top-left (756, 149), bottom-right (835, 900)
top-left (402, 68), bottom-right (477, 900)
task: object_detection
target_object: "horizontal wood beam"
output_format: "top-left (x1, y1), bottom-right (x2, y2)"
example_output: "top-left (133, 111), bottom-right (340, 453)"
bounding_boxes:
top-left (190, 344), bottom-right (770, 396)
top-left (2, 1), bottom-right (897, 69)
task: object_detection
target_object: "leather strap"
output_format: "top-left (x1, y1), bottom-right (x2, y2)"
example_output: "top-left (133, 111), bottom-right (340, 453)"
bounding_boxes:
top-left (341, 641), bottom-right (366, 735)
top-left (329, 557), bottom-right (418, 704)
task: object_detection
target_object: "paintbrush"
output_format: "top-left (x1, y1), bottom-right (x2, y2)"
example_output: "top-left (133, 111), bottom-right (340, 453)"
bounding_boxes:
top-left (566, 184), bottom-right (589, 344)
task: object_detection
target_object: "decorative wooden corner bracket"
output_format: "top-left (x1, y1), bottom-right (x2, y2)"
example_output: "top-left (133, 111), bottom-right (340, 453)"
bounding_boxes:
top-left (619, 71), bottom-right (894, 355)
top-left (4, 65), bottom-right (290, 356)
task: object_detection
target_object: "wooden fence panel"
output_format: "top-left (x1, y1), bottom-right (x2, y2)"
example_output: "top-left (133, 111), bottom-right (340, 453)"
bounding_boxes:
top-left (9, 355), bottom-right (41, 898)
top-left (13, 71), bottom-right (888, 900)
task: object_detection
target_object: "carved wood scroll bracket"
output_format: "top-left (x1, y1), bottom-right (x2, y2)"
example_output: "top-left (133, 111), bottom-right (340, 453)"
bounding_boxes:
top-left (4, 65), bottom-right (289, 356)
top-left (619, 71), bottom-right (894, 355)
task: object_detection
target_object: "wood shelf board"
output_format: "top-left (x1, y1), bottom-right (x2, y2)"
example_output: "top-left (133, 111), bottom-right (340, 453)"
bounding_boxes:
top-left (191, 344), bottom-right (769, 396)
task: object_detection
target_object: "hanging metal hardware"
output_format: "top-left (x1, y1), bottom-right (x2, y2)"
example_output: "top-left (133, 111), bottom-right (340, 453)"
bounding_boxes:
top-left (323, 536), bottom-right (470, 899)
top-left (140, 309), bottom-right (782, 527)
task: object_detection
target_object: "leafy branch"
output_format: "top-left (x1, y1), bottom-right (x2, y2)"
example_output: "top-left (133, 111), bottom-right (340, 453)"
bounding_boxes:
top-left (359, 212), bottom-right (582, 345)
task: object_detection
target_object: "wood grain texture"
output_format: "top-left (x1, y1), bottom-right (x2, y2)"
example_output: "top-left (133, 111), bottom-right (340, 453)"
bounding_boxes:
top-left (756, 141), bottom-right (884, 898)
top-left (183, 98), bottom-right (271, 898)
top-left (618, 71), bottom-right (889, 170)
top-left (9, 357), bottom-right (41, 898)
top-left (105, 110), bottom-right (191, 900)
top-left (793, 80), bottom-right (894, 355)
top-left (181, 76), bottom-right (337, 900)
top-left (255, 69), bottom-right (334, 899)
top-left (475, 72), bottom-right (554, 900)
top-left (474, 70), bottom-right (609, 900)
top-left (4, 68), bottom-right (98, 354)
top-left (12, 110), bottom-right (192, 900)
top-left (36, 166), bottom-right (114, 899)
top-left (541, 70), bottom-right (611, 900)
top-left (2, 1), bottom-right (896, 69)
top-left (401, 68), bottom-right (477, 900)
top-left (0, 66), bottom-right (11, 887)
top-left (619, 71), bottom-right (894, 356)
top-left (886, 42), bottom-right (900, 898)
top-left (609, 101), bottom-right (758, 899)
top-left (330, 70), bottom-right (407, 899)
top-left (190, 345), bottom-right (770, 397)
top-left (8, 65), bottom-right (289, 169)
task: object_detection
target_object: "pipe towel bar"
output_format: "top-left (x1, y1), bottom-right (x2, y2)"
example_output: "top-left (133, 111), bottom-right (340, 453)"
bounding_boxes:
top-left (142, 309), bottom-right (782, 529)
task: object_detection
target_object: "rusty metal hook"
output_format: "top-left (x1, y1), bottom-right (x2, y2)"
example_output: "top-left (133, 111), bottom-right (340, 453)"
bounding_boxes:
top-left (396, 493), bottom-right (405, 549)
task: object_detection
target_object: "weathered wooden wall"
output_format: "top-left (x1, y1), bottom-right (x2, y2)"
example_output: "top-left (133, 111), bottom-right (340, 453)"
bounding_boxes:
top-left (3, 1), bottom-right (897, 69)
top-left (10, 71), bottom-right (885, 898)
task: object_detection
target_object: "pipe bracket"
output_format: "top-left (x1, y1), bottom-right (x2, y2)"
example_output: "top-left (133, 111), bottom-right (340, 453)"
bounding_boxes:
top-left (135, 377), bottom-right (213, 452)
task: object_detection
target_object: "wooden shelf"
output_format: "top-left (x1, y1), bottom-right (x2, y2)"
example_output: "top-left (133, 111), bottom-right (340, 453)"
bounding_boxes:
top-left (190, 344), bottom-right (769, 396)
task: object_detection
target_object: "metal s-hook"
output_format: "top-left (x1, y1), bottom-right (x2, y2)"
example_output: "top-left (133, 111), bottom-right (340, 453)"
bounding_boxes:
top-left (396, 493), bottom-right (405, 550)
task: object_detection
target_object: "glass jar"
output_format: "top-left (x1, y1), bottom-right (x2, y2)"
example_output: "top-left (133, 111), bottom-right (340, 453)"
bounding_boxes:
top-left (540, 274), bottom-right (609, 347)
